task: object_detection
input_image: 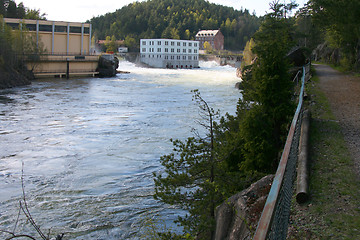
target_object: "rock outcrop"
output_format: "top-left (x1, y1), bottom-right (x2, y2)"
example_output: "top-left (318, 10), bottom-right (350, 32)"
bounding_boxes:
top-left (97, 54), bottom-right (119, 78)
top-left (312, 42), bottom-right (341, 65)
top-left (214, 175), bottom-right (274, 240)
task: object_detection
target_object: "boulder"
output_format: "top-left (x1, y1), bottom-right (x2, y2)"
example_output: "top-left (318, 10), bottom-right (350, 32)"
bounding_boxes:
top-left (97, 55), bottom-right (119, 78)
top-left (214, 175), bottom-right (274, 240)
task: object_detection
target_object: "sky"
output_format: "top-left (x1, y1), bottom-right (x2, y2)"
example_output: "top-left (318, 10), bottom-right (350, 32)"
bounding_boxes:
top-left (19, 0), bottom-right (307, 23)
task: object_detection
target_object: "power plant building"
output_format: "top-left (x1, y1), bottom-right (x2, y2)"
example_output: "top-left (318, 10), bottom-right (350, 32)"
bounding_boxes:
top-left (140, 39), bottom-right (199, 69)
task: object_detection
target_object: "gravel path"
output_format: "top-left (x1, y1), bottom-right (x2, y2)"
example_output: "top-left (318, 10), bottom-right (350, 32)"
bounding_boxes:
top-left (314, 64), bottom-right (360, 177)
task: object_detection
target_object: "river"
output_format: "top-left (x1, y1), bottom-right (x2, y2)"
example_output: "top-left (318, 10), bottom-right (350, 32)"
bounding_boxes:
top-left (0, 60), bottom-right (240, 239)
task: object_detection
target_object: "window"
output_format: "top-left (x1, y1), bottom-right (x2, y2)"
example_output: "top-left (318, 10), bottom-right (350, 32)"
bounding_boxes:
top-left (69, 26), bottom-right (81, 33)
top-left (157, 48), bottom-right (161, 52)
top-left (194, 43), bottom-right (198, 47)
top-left (165, 41), bottom-right (169, 45)
top-left (142, 41), bottom-right (146, 45)
top-left (171, 49), bottom-right (174, 53)
top-left (6, 22), bottom-right (20, 30)
top-left (183, 49), bottom-right (186, 53)
top-left (171, 42), bottom-right (175, 46)
top-left (39, 24), bottom-right (53, 32)
top-left (188, 56), bottom-right (192, 60)
top-left (189, 43), bottom-right (192, 47)
top-left (158, 41), bottom-right (161, 45)
top-left (165, 48), bottom-right (168, 52)
top-left (152, 41), bottom-right (155, 45)
top-left (25, 24), bottom-right (37, 31)
top-left (183, 42), bottom-right (187, 46)
top-left (84, 27), bottom-right (90, 34)
top-left (194, 49), bottom-right (198, 53)
top-left (177, 42), bottom-right (181, 46)
top-left (142, 48), bottom-right (146, 52)
top-left (55, 25), bottom-right (67, 33)
top-left (177, 49), bottom-right (180, 53)
top-left (188, 49), bottom-right (192, 53)
top-left (183, 56), bottom-right (186, 60)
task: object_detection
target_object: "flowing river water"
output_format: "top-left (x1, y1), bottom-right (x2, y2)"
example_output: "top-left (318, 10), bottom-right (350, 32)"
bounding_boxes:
top-left (0, 60), bottom-right (241, 239)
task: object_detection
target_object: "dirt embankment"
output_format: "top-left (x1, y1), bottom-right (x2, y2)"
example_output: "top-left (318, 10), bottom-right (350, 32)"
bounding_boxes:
top-left (0, 67), bottom-right (32, 89)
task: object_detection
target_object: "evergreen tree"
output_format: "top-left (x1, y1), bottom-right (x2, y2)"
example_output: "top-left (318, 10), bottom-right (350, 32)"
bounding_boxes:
top-left (221, 1), bottom-right (297, 173)
top-left (0, 0), bottom-right (5, 16)
top-left (6, 0), bottom-right (17, 18)
top-left (154, 90), bottom-right (249, 239)
top-left (16, 2), bottom-right (25, 18)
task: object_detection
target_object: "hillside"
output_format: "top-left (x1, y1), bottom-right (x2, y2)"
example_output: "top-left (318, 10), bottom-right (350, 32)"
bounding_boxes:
top-left (89, 0), bottom-right (260, 50)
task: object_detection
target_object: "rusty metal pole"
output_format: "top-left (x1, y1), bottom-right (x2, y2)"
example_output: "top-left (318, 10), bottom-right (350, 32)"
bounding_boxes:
top-left (296, 109), bottom-right (310, 203)
top-left (66, 59), bottom-right (70, 79)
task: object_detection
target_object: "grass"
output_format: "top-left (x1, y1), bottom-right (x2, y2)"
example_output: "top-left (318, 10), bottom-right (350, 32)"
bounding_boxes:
top-left (287, 69), bottom-right (360, 239)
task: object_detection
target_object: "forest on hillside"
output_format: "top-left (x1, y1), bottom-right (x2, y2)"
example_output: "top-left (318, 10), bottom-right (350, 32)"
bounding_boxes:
top-left (89, 0), bottom-right (261, 50)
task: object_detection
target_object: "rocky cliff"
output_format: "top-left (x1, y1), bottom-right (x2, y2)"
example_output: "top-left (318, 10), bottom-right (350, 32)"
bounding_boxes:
top-left (214, 175), bottom-right (274, 240)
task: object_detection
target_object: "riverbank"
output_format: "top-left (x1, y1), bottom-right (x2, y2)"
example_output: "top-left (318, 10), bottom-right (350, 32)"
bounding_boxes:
top-left (287, 64), bottom-right (360, 239)
top-left (0, 67), bottom-right (32, 89)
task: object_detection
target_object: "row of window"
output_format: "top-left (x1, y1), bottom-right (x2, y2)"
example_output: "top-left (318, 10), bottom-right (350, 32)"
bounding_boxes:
top-left (5, 22), bottom-right (90, 34)
top-left (141, 54), bottom-right (198, 60)
top-left (143, 48), bottom-right (198, 53)
top-left (196, 37), bottom-right (215, 41)
top-left (142, 40), bottom-right (198, 47)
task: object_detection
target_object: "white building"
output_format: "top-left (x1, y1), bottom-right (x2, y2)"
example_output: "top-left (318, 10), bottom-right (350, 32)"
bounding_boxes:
top-left (140, 39), bottom-right (199, 68)
top-left (118, 47), bottom-right (128, 53)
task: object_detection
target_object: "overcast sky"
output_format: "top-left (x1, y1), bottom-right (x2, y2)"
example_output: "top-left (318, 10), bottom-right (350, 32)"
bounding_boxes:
top-left (19, 0), bottom-right (307, 22)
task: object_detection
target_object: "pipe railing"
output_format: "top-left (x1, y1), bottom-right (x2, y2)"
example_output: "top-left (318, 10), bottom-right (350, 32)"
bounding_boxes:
top-left (253, 63), bottom-right (310, 240)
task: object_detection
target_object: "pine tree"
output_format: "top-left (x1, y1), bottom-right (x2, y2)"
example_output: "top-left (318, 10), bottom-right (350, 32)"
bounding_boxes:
top-left (238, 1), bottom-right (296, 173)
top-left (153, 90), bottom-right (247, 239)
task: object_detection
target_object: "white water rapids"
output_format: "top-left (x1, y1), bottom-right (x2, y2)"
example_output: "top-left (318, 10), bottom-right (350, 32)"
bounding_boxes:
top-left (0, 60), bottom-right (241, 239)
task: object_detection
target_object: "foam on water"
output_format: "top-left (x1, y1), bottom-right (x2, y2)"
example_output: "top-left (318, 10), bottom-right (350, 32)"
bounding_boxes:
top-left (0, 60), bottom-right (241, 239)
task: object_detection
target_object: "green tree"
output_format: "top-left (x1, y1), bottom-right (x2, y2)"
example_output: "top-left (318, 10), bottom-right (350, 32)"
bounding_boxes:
top-left (241, 38), bottom-right (256, 68)
top-left (105, 35), bottom-right (117, 53)
top-left (25, 8), bottom-right (46, 20)
top-left (294, 6), bottom-right (320, 50)
top-left (154, 90), bottom-right (247, 239)
top-left (308, 0), bottom-right (360, 69)
top-left (0, 0), bottom-right (6, 16)
top-left (0, 16), bottom-right (44, 74)
top-left (203, 41), bottom-right (212, 53)
top-left (184, 29), bottom-right (191, 40)
top-left (237, 1), bottom-right (296, 173)
top-left (124, 35), bottom-right (137, 51)
top-left (6, 0), bottom-right (17, 18)
top-left (16, 2), bottom-right (25, 18)
top-left (170, 27), bottom-right (180, 39)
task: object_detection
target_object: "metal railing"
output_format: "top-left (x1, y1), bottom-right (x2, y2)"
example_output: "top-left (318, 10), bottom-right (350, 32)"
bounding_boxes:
top-left (253, 64), bottom-right (311, 240)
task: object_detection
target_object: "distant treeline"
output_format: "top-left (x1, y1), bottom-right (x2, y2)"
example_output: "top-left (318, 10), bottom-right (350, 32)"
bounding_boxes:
top-left (89, 0), bottom-right (261, 50)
